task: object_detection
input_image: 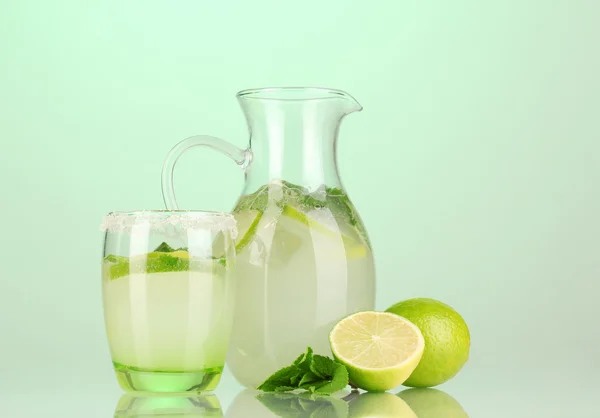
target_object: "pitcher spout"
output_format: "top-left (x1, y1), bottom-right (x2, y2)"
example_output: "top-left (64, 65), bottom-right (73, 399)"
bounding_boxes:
top-left (333, 89), bottom-right (363, 115)
top-left (237, 86), bottom-right (361, 116)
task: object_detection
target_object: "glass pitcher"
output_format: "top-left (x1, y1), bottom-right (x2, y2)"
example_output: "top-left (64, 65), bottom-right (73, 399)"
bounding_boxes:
top-left (162, 87), bottom-right (375, 388)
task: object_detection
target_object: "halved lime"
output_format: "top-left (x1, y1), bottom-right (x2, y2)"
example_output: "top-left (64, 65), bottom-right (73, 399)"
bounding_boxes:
top-left (329, 311), bottom-right (425, 392)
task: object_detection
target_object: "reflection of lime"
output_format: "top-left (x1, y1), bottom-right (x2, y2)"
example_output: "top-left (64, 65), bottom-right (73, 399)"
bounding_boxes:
top-left (386, 298), bottom-right (470, 388)
top-left (397, 388), bottom-right (468, 418)
top-left (348, 392), bottom-right (417, 418)
top-left (329, 311), bottom-right (425, 392)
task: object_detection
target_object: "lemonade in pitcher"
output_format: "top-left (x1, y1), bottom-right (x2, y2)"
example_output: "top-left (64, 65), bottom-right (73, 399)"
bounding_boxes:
top-left (227, 180), bottom-right (375, 387)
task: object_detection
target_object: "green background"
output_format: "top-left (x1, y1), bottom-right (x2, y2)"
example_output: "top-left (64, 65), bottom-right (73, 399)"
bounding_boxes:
top-left (1, 1), bottom-right (598, 416)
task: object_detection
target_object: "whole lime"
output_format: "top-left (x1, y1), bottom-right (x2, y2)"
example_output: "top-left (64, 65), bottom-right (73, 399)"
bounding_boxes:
top-left (386, 298), bottom-right (470, 387)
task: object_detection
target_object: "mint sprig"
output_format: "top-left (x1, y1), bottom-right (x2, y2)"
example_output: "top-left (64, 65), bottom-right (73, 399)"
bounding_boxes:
top-left (257, 347), bottom-right (349, 395)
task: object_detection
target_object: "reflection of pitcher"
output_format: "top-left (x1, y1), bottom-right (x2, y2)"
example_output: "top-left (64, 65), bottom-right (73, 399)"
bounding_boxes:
top-left (226, 390), bottom-right (419, 418)
top-left (162, 87), bottom-right (376, 387)
top-left (226, 389), bottom-right (351, 418)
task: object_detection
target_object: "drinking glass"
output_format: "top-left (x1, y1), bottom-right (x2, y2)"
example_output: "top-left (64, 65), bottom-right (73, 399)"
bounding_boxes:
top-left (100, 210), bottom-right (237, 392)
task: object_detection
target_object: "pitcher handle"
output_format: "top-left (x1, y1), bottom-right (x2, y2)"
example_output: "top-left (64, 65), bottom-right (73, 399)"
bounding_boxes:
top-left (161, 135), bottom-right (251, 210)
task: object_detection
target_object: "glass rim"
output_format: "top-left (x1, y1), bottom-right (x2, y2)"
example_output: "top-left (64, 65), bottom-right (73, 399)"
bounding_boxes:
top-left (100, 210), bottom-right (237, 236)
top-left (236, 86), bottom-right (355, 102)
top-left (106, 209), bottom-right (233, 218)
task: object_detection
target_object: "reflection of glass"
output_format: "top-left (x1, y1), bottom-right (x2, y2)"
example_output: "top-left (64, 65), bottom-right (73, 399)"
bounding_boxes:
top-left (100, 211), bottom-right (237, 392)
top-left (162, 87), bottom-right (376, 388)
top-left (226, 389), bottom-right (351, 418)
top-left (114, 393), bottom-right (223, 418)
top-left (397, 388), bottom-right (469, 418)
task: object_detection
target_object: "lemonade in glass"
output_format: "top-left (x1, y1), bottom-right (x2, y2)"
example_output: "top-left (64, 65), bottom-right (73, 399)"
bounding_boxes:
top-left (100, 210), bottom-right (237, 392)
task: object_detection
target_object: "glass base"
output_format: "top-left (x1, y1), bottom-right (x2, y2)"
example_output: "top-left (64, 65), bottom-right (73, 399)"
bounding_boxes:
top-left (114, 362), bottom-right (223, 393)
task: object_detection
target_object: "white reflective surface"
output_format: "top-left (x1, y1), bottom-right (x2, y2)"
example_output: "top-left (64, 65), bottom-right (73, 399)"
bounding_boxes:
top-left (2, 366), bottom-right (594, 417)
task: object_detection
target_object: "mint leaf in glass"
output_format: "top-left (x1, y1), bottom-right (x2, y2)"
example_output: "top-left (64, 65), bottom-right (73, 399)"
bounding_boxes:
top-left (153, 242), bottom-right (175, 252)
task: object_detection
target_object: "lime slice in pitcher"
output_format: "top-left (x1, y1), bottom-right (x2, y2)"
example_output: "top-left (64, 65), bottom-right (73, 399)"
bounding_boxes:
top-left (213, 209), bottom-right (262, 254)
top-left (281, 205), bottom-right (367, 259)
top-left (234, 210), bottom-right (263, 251)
